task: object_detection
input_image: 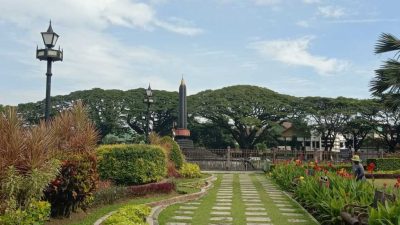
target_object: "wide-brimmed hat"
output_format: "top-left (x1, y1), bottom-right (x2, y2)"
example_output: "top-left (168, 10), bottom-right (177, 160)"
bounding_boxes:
top-left (351, 155), bottom-right (361, 162)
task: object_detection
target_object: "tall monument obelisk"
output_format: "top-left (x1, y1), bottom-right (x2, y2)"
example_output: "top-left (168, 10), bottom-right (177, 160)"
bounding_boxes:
top-left (175, 78), bottom-right (193, 149)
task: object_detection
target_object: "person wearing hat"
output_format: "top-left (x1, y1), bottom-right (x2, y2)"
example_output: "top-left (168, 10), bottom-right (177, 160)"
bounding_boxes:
top-left (351, 155), bottom-right (366, 181)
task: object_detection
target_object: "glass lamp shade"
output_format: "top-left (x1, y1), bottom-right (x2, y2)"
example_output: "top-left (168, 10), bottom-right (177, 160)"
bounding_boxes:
top-left (41, 31), bottom-right (59, 48)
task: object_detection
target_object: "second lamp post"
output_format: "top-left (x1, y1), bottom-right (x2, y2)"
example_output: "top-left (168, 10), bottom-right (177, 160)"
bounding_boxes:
top-left (144, 84), bottom-right (154, 143)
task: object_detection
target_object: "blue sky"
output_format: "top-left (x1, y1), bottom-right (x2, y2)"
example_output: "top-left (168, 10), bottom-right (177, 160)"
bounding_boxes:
top-left (0, 0), bottom-right (399, 105)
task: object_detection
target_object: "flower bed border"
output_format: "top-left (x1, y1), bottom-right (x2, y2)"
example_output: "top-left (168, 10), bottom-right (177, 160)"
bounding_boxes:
top-left (93, 174), bottom-right (216, 225)
top-left (365, 174), bottom-right (400, 179)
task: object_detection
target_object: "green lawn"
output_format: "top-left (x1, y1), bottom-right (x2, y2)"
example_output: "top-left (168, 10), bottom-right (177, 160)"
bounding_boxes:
top-left (46, 174), bottom-right (211, 225)
top-left (158, 174), bottom-right (223, 225)
top-left (368, 178), bottom-right (398, 189)
top-left (158, 173), bottom-right (319, 225)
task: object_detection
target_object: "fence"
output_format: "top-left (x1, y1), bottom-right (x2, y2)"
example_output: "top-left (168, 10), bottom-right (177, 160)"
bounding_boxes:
top-left (181, 147), bottom-right (393, 171)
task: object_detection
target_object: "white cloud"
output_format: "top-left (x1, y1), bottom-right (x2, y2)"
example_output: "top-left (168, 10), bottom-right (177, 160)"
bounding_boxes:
top-left (303, 0), bottom-right (321, 4)
top-left (154, 19), bottom-right (203, 36)
top-left (296, 20), bottom-right (310, 27)
top-left (251, 36), bottom-right (348, 75)
top-left (253, 0), bottom-right (281, 5)
top-left (0, 0), bottom-right (202, 36)
top-left (318, 5), bottom-right (345, 18)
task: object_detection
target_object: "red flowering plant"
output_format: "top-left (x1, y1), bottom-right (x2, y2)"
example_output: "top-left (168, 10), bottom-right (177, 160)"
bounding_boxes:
top-left (393, 177), bottom-right (400, 197)
top-left (367, 162), bottom-right (376, 186)
top-left (43, 102), bottom-right (100, 218)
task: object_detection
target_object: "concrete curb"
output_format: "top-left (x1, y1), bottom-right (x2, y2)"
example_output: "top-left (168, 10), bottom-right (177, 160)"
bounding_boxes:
top-left (93, 174), bottom-right (216, 225)
top-left (146, 174), bottom-right (217, 225)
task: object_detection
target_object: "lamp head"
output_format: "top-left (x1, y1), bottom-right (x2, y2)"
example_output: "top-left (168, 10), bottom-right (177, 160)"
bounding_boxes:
top-left (41, 21), bottom-right (59, 48)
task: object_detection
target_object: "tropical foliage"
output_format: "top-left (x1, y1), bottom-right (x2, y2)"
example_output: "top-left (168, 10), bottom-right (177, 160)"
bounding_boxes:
top-left (370, 33), bottom-right (400, 108)
top-left (271, 161), bottom-right (400, 224)
top-left (0, 108), bottom-right (60, 224)
top-left (44, 101), bottom-right (100, 217)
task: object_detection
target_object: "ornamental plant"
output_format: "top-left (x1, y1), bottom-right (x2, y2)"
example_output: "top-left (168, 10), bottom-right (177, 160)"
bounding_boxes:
top-left (150, 134), bottom-right (185, 177)
top-left (0, 108), bottom-right (60, 223)
top-left (44, 101), bottom-right (100, 217)
top-left (179, 162), bottom-right (201, 178)
top-left (103, 204), bottom-right (151, 225)
top-left (271, 161), bottom-right (374, 224)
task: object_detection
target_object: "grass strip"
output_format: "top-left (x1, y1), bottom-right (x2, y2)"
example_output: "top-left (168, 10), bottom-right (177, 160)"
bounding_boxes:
top-left (158, 174), bottom-right (222, 225)
top-left (251, 174), bottom-right (318, 225)
top-left (232, 173), bottom-right (246, 225)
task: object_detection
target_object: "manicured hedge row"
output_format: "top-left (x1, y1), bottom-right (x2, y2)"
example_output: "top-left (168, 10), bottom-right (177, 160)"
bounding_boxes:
top-left (160, 136), bottom-right (184, 169)
top-left (366, 158), bottom-right (400, 171)
top-left (97, 144), bottom-right (166, 185)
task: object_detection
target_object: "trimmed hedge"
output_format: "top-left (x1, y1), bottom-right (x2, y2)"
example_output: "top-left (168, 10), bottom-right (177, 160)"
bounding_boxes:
top-left (97, 144), bottom-right (166, 185)
top-left (103, 204), bottom-right (150, 225)
top-left (366, 158), bottom-right (400, 171)
top-left (160, 136), bottom-right (184, 169)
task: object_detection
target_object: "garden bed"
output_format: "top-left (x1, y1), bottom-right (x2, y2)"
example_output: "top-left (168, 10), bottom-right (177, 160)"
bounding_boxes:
top-left (45, 174), bottom-right (212, 225)
top-left (366, 173), bottom-right (400, 179)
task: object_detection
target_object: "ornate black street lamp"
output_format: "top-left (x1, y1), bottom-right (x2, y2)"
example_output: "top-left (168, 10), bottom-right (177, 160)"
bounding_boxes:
top-left (36, 21), bottom-right (63, 121)
top-left (144, 84), bottom-right (154, 143)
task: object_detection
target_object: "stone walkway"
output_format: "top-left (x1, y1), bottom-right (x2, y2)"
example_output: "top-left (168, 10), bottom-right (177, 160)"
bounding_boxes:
top-left (161, 173), bottom-right (318, 225)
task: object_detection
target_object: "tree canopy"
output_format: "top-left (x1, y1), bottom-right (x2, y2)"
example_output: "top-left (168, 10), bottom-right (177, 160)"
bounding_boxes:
top-left (13, 85), bottom-right (396, 151)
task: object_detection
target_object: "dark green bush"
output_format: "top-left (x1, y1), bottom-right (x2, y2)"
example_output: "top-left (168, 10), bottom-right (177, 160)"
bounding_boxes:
top-left (160, 136), bottom-right (184, 169)
top-left (366, 158), bottom-right (400, 171)
top-left (97, 144), bottom-right (166, 185)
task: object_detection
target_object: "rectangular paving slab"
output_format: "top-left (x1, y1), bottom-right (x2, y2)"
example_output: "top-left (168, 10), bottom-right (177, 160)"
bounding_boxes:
top-left (246, 217), bottom-right (271, 222)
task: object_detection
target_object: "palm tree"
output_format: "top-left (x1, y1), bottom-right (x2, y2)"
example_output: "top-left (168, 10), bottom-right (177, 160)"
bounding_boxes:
top-left (370, 33), bottom-right (400, 107)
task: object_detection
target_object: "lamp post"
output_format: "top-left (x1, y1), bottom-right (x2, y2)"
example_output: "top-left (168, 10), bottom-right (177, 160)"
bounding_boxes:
top-left (144, 84), bottom-right (154, 143)
top-left (36, 21), bottom-right (63, 121)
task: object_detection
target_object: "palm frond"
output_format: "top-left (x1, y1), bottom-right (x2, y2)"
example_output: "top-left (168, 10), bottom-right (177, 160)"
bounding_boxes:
top-left (375, 33), bottom-right (400, 54)
top-left (370, 59), bottom-right (400, 95)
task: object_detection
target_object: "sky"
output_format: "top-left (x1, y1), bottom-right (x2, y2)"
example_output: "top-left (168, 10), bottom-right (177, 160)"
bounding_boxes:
top-left (0, 0), bottom-right (399, 105)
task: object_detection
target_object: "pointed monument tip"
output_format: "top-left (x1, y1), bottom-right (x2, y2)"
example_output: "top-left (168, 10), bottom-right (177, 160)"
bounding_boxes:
top-left (180, 75), bottom-right (185, 86)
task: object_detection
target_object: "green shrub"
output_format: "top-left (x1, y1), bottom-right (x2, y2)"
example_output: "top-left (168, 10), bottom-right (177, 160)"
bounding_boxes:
top-left (0, 108), bottom-right (60, 223)
top-left (179, 162), bottom-right (201, 178)
top-left (0, 201), bottom-right (51, 225)
top-left (103, 204), bottom-right (151, 225)
top-left (44, 102), bottom-right (100, 218)
top-left (366, 158), bottom-right (400, 171)
top-left (44, 154), bottom-right (98, 217)
top-left (97, 144), bottom-right (166, 185)
top-left (160, 136), bottom-right (184, 169)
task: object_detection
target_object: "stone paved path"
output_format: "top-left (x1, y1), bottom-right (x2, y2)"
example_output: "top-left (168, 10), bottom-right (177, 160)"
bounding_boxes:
top-left (160, 173), bottom-right (318, 225)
